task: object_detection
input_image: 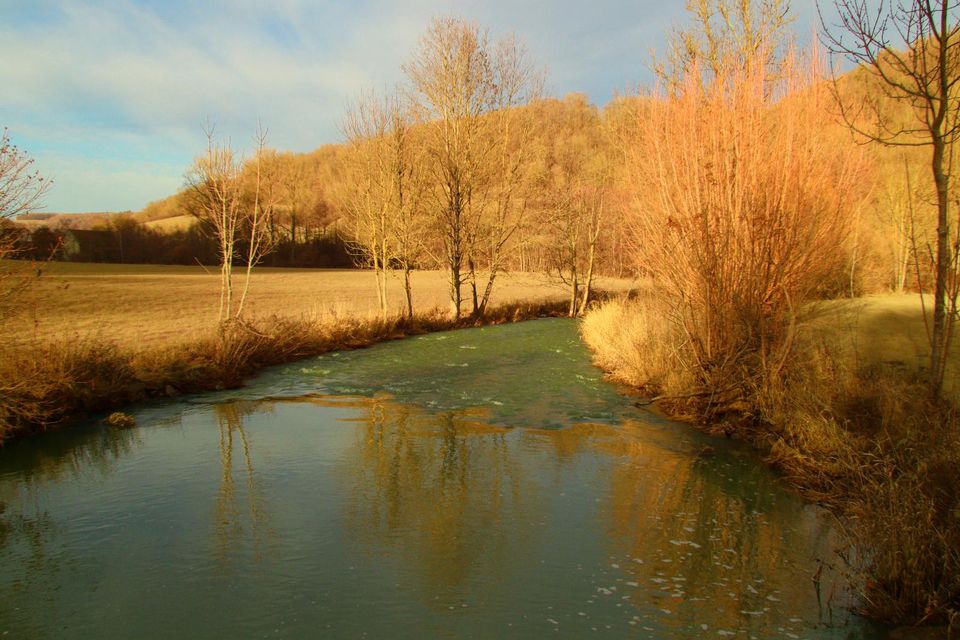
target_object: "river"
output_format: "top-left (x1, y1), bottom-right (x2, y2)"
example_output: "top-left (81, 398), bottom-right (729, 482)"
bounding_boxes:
top-left (0, 319), bottom-right (884, 638)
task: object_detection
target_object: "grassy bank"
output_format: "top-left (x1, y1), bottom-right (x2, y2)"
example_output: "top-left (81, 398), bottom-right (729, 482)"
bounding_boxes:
top-left (0, 298), bottom-right (574, 443)
top-left (581, 295), bottom-right (960, 628)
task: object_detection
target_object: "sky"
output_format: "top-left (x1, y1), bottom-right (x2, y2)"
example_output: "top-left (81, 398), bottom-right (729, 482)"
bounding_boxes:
top-left (0, 0), bottom-right (840, 213)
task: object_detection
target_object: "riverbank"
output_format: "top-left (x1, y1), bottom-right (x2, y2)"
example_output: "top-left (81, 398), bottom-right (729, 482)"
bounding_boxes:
top-left (580, 295), bottom-right (960, 629)
top-left (0, 298), bottom-right (572, 443)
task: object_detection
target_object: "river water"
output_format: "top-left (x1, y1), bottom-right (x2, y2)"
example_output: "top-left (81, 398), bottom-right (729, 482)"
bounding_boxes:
top-left (0, 319), bottom-right (884, 638)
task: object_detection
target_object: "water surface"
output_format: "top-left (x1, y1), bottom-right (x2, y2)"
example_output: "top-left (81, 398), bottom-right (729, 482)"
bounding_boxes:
top-left (0, 319), bottom-right (883, 638)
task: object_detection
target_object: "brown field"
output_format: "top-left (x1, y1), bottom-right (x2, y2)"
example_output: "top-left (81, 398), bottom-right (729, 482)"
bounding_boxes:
top-left (5, 262), bottom-right (633, 350)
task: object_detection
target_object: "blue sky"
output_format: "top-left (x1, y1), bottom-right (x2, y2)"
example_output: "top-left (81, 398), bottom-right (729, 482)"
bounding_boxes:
top-left (1, 0), bottom-right (838, 213)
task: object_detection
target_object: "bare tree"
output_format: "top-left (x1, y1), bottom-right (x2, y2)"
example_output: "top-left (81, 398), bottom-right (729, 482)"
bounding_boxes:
top-left (536, 96), bottom-right (611, 317)
top-left (187, 126), bottom-right (244, 324)
top-left (0, 129), bottom-right (51, 318)
top-left (341, 90), bottom-right (428, 320)
top-left (387, 104), bottom-right (429, 319)
top-left (820, 0), bottom-right (960, 399)
top-left (469, 35), bottom-right (543, 317)
top-left (404, 16), bottom-right (542, 319)
top-left (0, 130), bottom-right (49, 223)
top-left (655, 0), bottom-right (794, 86)
top-left (235, 125), bottom-right (277, 318)
top-left (187, 124), bottom-right (274, 325)
top-left (874, 153), bottom-right (932, 292)
top-left (342, 92), bottom-right (396, 319)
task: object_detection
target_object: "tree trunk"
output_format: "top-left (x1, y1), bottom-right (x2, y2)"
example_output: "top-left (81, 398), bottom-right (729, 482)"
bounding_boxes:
top-left (468, 258), bottom-right (479, 317)
top-left (449, 262), bottom-right (462, 320)
top-left (477, 270), bottom-right (497, 317)
top-left (379, 235), bottom-right (389, 321)
top-left (403, 265), bottom-right (414, 320)
top-left (290, 213), bottom-right (297, 263)
top-left (579, 235), bottom-right (597, 317)
top-left (568, 264), bottom-right (579, 317)
top-left (930, 136), bottom-right (950, 399)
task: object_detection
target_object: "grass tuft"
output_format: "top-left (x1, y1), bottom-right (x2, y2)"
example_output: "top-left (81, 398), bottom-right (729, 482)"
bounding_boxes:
top-left (579, 296), bottom-right (691, 396)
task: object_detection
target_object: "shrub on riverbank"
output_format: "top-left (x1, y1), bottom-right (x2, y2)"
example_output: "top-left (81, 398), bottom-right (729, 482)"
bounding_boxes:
top-left (580, 296), bottom-right (960, 626)
top-left (0, 299), bottom-right (569, 443)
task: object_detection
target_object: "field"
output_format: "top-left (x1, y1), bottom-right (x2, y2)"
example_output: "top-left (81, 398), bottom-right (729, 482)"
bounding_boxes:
top-left (5, 262), bottom-right (632, 349)
top-left (812, 293), bottom-right (960, 401)
top-left (5, 262), bottom-right (952, 388)
top-left (142, 214), bottom-right (196, 232)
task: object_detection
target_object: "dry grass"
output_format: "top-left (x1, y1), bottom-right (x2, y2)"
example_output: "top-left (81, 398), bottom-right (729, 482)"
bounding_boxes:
top-left (142, 214), bottom-right (197, 232)
top-left (3, 262), bottom-right (630, 350)
top-left (761, 346), bottom-right (960, 626)
top-left (579, 296), bottom-right (691, 395)
top-left (808, 293), bottom-right (960, 403)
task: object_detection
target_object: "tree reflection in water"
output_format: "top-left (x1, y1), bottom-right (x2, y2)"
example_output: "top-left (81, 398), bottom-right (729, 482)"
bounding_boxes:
top-left (213, 401), bottom-right (270, 563)
top-left (335, 398), bottom-right (857, 635)
top-left (598, 420), bottom-right (846, 632)
top-left (0, 423), bottom-right (140, 603)
top-left (339, 395), bottom-right (543, 601)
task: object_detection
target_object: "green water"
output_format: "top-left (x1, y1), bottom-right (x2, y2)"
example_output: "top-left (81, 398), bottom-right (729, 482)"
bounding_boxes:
top-left (0, 319), bottom-right (884, 639)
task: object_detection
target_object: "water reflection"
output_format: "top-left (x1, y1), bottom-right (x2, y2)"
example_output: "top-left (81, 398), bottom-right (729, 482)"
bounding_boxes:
top-left (0, 423), bottom-right (139, 484)
top-left (0, 424), bottom-right (141, 632)
top-left (336, 395), bottom-right (541, 600)
top-left (592, 419), bottom-right (850, 634)
top-left (328, 395), bottom-right (864, 637)
top-left (213, 401), bottom-right (270, 562)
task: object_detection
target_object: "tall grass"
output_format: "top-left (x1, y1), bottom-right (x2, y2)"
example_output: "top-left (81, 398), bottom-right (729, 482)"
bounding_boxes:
top-left (762, 346), bottom-right (960, 626)
top-left (0, 299), bottom-right (569, 443)
top-left (579, 296), bottom-right (690, 396)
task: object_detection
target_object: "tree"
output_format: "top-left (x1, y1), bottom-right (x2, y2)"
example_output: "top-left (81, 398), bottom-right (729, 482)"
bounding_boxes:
top-left (534, 95), bottom-right (612, 317)
top-left (187, 126), bottom-right (244, 324)
top-left (820, 0), bottom-right (960, 399)
top-left (624, 44), bottom-right (865, 413)
top-left (404, 16), bottom-right (542, 319)
top-left (235, 127), bottom-right (276, 319)
top-left (0, 129), bottom-right (50, 318)
top-left (385, 103), bottom-right (429, 320)
top-left (341, 91), bottom-right (426, 320)
top-left (186, 125), bottom-right (271, 325)
top-left (873, 152), bottom-right (932, 293)
top-left (467, 37), bottom-right (543, 317)
top-left (655, 0), bottom-right (793, 86)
